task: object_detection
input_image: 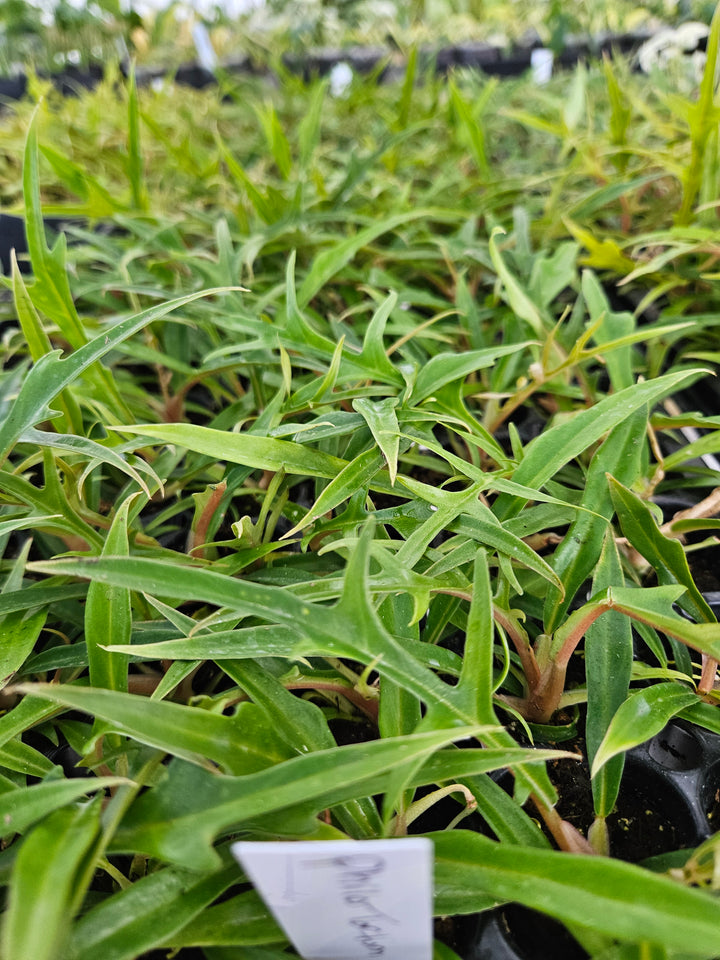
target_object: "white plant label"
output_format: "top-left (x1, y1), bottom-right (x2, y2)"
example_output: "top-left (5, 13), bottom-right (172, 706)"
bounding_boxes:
top-left (231, 837), bottom-right (433, 960)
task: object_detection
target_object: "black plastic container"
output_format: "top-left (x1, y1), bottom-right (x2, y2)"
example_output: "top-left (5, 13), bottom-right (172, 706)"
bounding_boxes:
top-left (453, 720), bottom-right (720, 960)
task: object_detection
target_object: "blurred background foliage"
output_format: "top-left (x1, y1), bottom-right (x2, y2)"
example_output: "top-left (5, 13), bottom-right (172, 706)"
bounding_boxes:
top-left (0, 0), bottom-right (718, 76)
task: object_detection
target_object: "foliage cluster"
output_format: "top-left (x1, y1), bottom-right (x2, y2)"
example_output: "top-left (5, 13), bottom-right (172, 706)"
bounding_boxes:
top-left (1, 9), bottom-right (720, 959)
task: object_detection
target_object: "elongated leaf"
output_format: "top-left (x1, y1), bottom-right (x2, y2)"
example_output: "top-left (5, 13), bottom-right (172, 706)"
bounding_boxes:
top-left (0, 462), bottom-right (102, 548)
top-left (160, 890), bottom-right (283, 949)
top-left (449, 78), bottom-right (491, 177)
top-left (397, 481), bottom-right (563, 590)
top-left (544, 407), bottom-right (647, 632)
top-left (0, 696), bottom-right (64, 750)
top-left (0, 608), bottom-right (46, 689)
top-left (353, 398), bottom-right (400, 484)
top-left (126, 64), bottom-right (147, 211)
top-left (22, 111), bottom-right (85, 348)
top-left (297, 209), bottom-right (450, 307)
top-left (0, 777), bottom-right (128, 838)
top-left (283, 449), bottom-right (385, 537)
top-left (2, 802), bottom-right (101, 960)
top-left (454, 551), bottom-right (495, 721)
top-left (298, 79), bottom-right (327, 169)
top-left (488, 227), bottom-right (545, 336)
top-left (12, 249), bottom-right (51, 362)
top-left (109, 726), bottom-right (493, 869)
top-left (20, 428), bottom-right (155, 497)
top-left (0, 738), bottom-right (55, 777)
top-left (115, 423), bottom-right (345, 478)
top-left (586, 535), bottom-right (632, 817)
top-left (432, 830), bottom-right (720, 953)
top-left (108, 732), bottom-right (564, 871)
top-left (66, 863), bottom-right (238, 960)
top-left (607, 586), bottom-right (720, 659)
top-left (0, 582), bottom-right (86, 618)
top-left (412, 343), bottom-right (527, 403)
top-left (609, 476), bottom-right (715, 624)
top-left (15, 683), bottom-right (295, 776)
top-left (591, 683), bottom-right (699, 776)
top-left (85, 496), bottom-right (134, 695)
top-left (493, 368), bottom-right (707, 519)
top-left (583, 270), bottom-right (634, 391)
top-left (0, 516), bottom-right (59, 543)
top-left (357, 292), bottom-right (404, 384)
top-left (0, 287), bottom-right (236, 466)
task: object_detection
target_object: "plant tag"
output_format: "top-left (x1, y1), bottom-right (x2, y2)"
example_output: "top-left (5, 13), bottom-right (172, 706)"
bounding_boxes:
top-left (531, 47), bottom-right (554, 84)
top-left (231, 837), bottom-right (433, 960)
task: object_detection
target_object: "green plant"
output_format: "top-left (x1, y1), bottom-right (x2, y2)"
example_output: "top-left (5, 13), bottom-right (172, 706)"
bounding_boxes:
top-left (1, 51), bottom-right (720, 960)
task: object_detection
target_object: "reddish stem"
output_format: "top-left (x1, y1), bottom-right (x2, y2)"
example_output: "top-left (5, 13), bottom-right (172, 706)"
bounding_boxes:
top-left (188, 482), bottom-right (227, 558)
top-left (285, 681), bottom-right (379, 723)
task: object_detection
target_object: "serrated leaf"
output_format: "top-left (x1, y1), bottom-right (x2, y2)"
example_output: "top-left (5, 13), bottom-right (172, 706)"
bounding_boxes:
top-left (353, 397), bottom-right (400, 484)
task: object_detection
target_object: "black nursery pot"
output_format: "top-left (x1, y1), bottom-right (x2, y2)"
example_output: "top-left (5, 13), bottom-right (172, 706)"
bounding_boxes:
top-left (447, 721), bottom-right (720, 960)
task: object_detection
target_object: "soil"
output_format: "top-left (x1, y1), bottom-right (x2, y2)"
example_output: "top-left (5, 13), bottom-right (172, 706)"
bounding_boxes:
top-left (435, 718), bottom-right (720, 960)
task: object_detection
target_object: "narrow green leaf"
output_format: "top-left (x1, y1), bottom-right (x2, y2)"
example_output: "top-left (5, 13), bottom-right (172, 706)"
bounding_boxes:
top-left (0, 777), bottom-right (128, 839)
top-left (608, 585), bottom-right (720, 660)
top-left (11, 252), bottom-right (51, 362)
top-left (160, 890), bottom-right (283, 949)
top-left (219, 141), bottom-right (276, 223)
top-left (126, 64), bottom-right (147, 211)
top-left (284, 449), bottom-right (385, 537)
top-left (0, 738), bottom-right (55, 777)
top-left (85, 496), bottom-right (134, 696)
top-left (15, 684), bottom-right (295, 776)
top-left (256, 102), bottom-right (292, 180)
top-left (0, 608), bottom-right (46, 689)
top-left (412, 343), bottom-right (528, 404)
top-left (297, 209), bottom-right (448, 307)
top-left (115, 422), bottom-right (345, 479)
top-left (583, 271), bottom-right (634, 391)
top-left (357, 292), bottom-right (404, 385)
top-left (432, 830), bottom-right (720, 952)
top-left (493, 369), bottom-right (707, 519)
top-left (353, 397), bottom-right (401, 484)
top-left (0, 582), bottom-right (87, 618)
top-left (488, 227), bottom-right (545, 336)
top-left (586, 534), bottom-right (632, 816)
top-left (0, 287), bottom-right (237, 467)
top-left (609, 476), bottom-right (716, 624)
top-left (2, 802), bottom-right (101, 960)
top-left (455, 551), bottom-right (495, 722)
top-left (110, 728), bottom-right (496, 869)
top-left (449, 78), bottom-right (490, 178)
top-left (298, 80), bottom-right (327, 169)
top-left (19, 428), bottom-right (155, 497)
top-left (591, 683), bottom-right (699, 777)
top-left (66, 863), bottom-right (238, 960)
top-left (22, 110), bottom-right (86, 348)
top-left (544, 408), bottom-right (647, 632)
